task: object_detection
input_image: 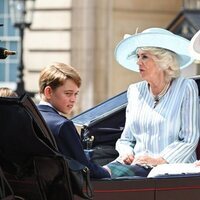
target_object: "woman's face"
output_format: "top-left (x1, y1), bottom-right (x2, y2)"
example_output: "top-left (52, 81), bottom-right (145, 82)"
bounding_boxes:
top-left (48, 79), bottom-right (79, 115)
top-left (136, 49), bottom-right (162, 81)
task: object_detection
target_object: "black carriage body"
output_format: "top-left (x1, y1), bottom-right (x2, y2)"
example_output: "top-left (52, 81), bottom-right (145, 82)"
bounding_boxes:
top-left (72, 91), bottom-right (127, 147)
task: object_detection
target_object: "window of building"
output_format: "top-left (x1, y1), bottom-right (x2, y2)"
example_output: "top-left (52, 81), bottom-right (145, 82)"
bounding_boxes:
top-left (0, 0), bottom-right (19, 89)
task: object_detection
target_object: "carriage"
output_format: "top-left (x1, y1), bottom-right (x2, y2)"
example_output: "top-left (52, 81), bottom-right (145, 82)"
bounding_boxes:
top-left (1, 76), bottom-right (200, 200)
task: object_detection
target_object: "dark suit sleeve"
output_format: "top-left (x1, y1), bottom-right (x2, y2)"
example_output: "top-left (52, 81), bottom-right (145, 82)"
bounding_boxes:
top-left (56, 120), bottom-right (110, 178)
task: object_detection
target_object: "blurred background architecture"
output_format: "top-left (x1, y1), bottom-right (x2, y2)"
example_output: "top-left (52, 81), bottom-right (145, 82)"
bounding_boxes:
top-left (0, 0), bottom-right (200, 116)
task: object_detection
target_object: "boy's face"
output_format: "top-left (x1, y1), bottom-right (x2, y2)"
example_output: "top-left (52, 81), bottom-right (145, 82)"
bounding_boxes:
top-left (48, 79), bottom-right (79, 114)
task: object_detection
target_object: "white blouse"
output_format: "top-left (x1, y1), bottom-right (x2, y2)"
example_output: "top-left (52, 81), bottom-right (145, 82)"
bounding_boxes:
top-left (116, 77), bottom-right (200, 163)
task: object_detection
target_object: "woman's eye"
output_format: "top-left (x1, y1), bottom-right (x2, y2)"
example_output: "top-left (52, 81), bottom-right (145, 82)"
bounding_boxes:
top-left (142, 55), bottom-right (148, 59)
top-left (137, 54), bottom-right (148, 60)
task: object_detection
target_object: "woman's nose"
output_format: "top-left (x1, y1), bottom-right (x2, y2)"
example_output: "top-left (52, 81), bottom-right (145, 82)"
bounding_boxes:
top-left (137, 58), bottom-right (141, 65)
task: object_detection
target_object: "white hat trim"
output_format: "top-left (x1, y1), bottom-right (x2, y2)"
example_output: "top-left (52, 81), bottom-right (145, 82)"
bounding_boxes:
top-left (190, 30), bottom-right (200, 60)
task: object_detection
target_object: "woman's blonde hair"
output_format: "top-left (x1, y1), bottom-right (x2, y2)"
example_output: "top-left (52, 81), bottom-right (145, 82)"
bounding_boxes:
top-left (138, 47), bottom-right (180, 82)
top-left (39, 62), bottom-right (81, 94)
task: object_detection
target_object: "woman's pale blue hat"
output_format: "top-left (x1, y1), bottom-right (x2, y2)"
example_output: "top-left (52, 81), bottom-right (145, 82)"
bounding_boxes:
top-left (115, 28), bottom-right (194, 72)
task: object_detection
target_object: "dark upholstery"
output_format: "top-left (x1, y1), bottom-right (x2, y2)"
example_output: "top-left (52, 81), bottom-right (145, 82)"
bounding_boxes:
top-left (0, 94), bottom-right (73, 200)
top-left (192, 77), bottom-right (200, 160)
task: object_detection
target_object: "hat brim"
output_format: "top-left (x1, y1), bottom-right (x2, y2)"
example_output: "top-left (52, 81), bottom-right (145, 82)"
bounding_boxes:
top-left (115, 32), bottom-right (194, 72)
top-left (190, 30), bottom-right (200, 60)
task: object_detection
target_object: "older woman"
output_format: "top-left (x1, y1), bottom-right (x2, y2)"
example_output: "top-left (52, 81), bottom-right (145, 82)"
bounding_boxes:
top-left (105, 28), bottom-right (200, 177)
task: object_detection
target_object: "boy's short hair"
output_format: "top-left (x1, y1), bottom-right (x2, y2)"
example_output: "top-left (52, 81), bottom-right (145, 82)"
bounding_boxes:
top-left (0, 87), bottom-right (18, 97)
top-left (39, 62), bottom-right (82, 94)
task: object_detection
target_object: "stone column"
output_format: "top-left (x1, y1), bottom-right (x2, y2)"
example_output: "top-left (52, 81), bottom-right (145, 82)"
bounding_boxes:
top-left (71, 0), bottom-right (96, 112)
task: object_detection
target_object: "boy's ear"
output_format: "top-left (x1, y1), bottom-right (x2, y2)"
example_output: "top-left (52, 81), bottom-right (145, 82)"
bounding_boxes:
top-left (44, 86), bottom-right (52, 99)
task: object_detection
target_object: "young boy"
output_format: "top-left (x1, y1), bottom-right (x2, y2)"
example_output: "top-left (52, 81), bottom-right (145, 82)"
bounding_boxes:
top-left (37, 62), bottom-right (110, 178)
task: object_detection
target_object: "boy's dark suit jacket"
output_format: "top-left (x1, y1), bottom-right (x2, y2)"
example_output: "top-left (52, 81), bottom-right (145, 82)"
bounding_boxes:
top-left (37, 104), bottom-right (110, 178)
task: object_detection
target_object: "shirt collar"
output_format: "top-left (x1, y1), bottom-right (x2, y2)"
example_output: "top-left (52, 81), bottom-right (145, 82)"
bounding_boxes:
top-left (39, 100), bottom-right (53, 108)
top-left (39, 100), bottom-right (66, 117)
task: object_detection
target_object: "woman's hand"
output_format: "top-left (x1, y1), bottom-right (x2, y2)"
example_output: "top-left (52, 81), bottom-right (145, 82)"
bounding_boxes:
top-left (117, 154), bottom-right (135, 165)
top-left (132, 155), bottom-right (167, 166)
top-left (194, 160), bottom-right (200, 166)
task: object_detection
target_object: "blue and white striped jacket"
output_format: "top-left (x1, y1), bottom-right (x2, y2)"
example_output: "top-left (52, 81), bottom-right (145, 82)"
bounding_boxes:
top-left (116, 77), bottom-right (200, 163)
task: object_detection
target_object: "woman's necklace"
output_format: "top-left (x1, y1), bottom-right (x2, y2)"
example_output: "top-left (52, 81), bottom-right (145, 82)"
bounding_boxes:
top-left (150, 81), bottom-right (171, 108)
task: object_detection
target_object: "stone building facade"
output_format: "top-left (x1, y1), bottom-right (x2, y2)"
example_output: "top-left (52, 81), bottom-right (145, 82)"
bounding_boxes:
top-left (23, 0), bottom-right (198, 115)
